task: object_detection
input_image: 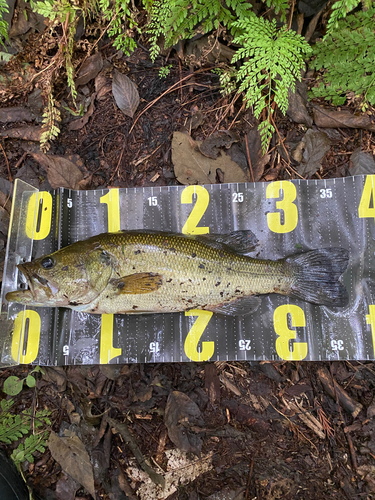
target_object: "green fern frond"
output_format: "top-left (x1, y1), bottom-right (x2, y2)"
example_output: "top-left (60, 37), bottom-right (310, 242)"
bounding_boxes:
top-left (0, 0), bottom-right (9, 45)
top-left (325, 0), bottom-right (362, 36)
top-left (232, 16), bottom-right (311, 152)
top-left (40, 93), bottom-right (61, 152)
top-left (310, 7), bottom-right (375, 107)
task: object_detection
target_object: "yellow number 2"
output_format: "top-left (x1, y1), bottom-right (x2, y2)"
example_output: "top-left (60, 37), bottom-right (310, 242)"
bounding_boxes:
top-left (358, 175), bottom-right (375, 221)
top-left (181, 185), bottom-right (209, 235)
top-left (266, 181), bottom-right (298, 234)
top-left (184, 310), bottom-right (214, 361)
top-left (274, 304), bottom-right (307, 360)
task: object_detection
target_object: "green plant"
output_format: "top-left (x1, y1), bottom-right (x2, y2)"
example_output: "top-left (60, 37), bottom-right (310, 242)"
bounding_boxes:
top-left (0, 399), bottom-right (51, 464)
top-left (3, 366), bottom-right (44, 396)
top-left (310, 7), bottom-right (375, 108)
top-left (40, 94), bottom-right (62, 152)
top-left (0, 0), bottom-right (9, 45)
top-left (147, 0), bottom-right (257, 62)
top-left (231, 16), bottom-right (312, 152)
top-left (325, 0), bottom-right (374, 37)
top-left (100, 0), bottom-right (140, 54)
top-left (159, 64), bottom-right (173, 78)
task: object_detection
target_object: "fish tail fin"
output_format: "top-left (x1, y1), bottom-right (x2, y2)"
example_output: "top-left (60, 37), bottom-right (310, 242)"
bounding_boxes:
top-left (286, 248), bottom-right (349, 307)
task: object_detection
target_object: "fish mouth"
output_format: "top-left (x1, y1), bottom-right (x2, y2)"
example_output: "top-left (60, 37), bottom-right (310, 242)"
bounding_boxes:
top-left (17, 263), bottom-right (56, 300)
top-left (17, 263), bottom-right (37, 299)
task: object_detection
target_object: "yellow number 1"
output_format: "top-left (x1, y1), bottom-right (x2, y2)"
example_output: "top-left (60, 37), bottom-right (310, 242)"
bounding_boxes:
top-left (100, 189), bottom-right (120, 232)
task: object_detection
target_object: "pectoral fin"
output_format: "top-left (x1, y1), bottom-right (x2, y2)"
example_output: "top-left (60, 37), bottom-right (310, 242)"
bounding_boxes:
top-left (112, 273), bottom-right (163, 294)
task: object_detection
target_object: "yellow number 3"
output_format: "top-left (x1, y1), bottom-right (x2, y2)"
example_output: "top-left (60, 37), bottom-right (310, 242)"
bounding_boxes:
top-left (266, 181), bottom-right (298, 234)
top-left (274, 305), bottom-right (308, 360)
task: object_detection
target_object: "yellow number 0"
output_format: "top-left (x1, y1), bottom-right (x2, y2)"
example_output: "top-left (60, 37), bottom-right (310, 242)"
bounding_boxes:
top-left (25, 192), bottom-right (52, 240)
top-left (266, 181), bottom-right (298, 233)
top-left (274, 305), bottom-right (307, 360)
top-left (181, 185), bottom-right (209, 235)
top-left (12, 310), bottom-right (41, 364)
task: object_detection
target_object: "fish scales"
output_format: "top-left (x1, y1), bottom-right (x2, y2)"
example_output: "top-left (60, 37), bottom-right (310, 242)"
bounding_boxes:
top-left (89, 232), bottom-right (289, 314)
top-left (5, 231), bottom-right (350, 315)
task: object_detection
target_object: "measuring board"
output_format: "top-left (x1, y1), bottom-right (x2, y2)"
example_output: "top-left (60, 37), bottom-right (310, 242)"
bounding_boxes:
top-left (1, 176), bottom-right (375, 366)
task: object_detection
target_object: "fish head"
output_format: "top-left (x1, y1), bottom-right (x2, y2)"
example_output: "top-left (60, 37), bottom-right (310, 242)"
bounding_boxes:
top-left (6, 243), bottom-right (113, 308)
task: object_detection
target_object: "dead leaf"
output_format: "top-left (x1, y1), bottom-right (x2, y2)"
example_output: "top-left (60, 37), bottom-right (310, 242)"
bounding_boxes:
top-left (199, 130), bottom-right (239, 159)
top-left (165, 391), bottom-right (204, 456)
top-left (112, 70), bottom-right (140, 118)
top-left (29, 153), bottom-right (84, 189)
top-left (0, 190), bottom-right (11, 214)
top-left (0, 107), bottom-right (35, 123)
top-left (297, 129), bottom-right (331, 177)
top-left (350, 148), bottom-right (375, 175)
top-left (48, 430), bottom-right (95, 498)
top-left (0, 126), bottom-right (42, 141)
top-left (0, 206), bottom-right (9, 235)
top-left (286, 82), bottom-right (313, 127)
top-left (55, 473), bottom-right (80, 500)
top-left (244, 126), bottom-right (270, 181)
top-left (172, 131), bottom-right (250, 185)
top-left (95, 73), bottom-right (112, 101)
top-left (68, 93), bottom-right (96, 131)
top-left (313, 106), bottom-right (375, 132)
top-left (76, 52), bottom-right (103, 87)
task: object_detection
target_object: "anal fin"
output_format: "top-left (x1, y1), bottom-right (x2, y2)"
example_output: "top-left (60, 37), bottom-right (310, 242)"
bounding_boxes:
top-left (206, 296), bottom-right (261, 316)
top-left (112, 273), bottom-right (163, 294)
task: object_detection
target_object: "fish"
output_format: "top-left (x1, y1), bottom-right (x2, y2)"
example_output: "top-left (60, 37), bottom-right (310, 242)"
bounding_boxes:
top-left (5, 230), bottom-right (349, 315)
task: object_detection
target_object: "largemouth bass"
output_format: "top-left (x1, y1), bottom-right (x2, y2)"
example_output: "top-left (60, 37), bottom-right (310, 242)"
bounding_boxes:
top-left (5, 230), bottom-right (349, 315)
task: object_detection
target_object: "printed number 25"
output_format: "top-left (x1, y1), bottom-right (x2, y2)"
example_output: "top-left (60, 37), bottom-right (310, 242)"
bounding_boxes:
top-left (266, 181), bottom-right (298, 234)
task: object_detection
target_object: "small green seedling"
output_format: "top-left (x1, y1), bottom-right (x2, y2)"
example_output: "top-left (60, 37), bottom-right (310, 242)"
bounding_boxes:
top-left (2, 366), bottom-right (44, 396)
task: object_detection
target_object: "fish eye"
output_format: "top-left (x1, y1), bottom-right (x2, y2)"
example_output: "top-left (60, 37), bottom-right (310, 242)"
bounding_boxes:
top-left (41, 257), bottom-right (55, 269)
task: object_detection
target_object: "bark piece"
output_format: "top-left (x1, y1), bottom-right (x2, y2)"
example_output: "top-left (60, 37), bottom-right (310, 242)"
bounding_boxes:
top-left (313, 106), bottom-right (375, 132)
top-left (317, 366), bottom-right (363, 417)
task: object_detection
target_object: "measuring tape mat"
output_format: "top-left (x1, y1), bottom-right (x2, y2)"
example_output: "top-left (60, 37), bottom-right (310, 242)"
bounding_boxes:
top-left (1, 176), bottom-right (375, 366)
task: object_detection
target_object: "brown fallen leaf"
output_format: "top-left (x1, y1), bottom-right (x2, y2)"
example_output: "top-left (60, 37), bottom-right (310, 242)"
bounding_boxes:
top-left (48, 430), bottom-right (95, 498)
top-left (244, 126), bottom-right (270, 181)
top-left (95, 72), bottom-right (112, 101)
top-left (199, 130), bottom-right (239, 159)
top-left (29, 153), bottom-right (84, 189)
top-left (313, 106), bottom-right (375, 132)
top-left (68, 93), bottom-right (96, 131)
top-left (0, 107), bottom-right (35, 123)
top-left (0, 126), bottom-right (42, 142)
top-left (172, 131), bottom-right (250, 184)
top-left (75, 52), bottom-right (103, 87)
top-left (165, 391), bottom-right (204, 456)
top-left (112, 70), bottom-right (140, 118)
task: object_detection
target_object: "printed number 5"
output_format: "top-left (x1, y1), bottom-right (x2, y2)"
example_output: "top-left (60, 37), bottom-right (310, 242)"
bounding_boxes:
top-left (266, 181), bottom-right (298, 234)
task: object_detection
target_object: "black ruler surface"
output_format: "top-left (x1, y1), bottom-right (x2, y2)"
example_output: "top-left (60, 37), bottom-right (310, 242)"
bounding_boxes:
top-left (1, 176), bottom-right (375, 365)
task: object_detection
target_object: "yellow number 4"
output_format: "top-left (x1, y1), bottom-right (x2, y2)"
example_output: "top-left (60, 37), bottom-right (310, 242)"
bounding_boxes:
top-left (359, 175), bottom-right (375, 220)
